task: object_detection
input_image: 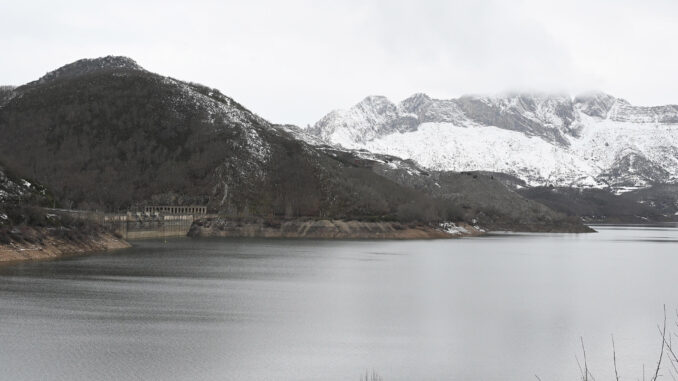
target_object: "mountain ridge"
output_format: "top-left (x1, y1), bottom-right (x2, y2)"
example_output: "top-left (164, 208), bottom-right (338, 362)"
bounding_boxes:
top-left (309, 92), bottom-right (678, 189)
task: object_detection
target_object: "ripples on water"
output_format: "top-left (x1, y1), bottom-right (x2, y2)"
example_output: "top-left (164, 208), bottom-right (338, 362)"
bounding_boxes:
top-left (1, 226), bottom-right (677, 380)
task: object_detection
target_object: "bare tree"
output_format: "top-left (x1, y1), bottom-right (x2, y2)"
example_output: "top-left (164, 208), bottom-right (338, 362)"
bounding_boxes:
top-left (612, 334), bottom-right (620, 381)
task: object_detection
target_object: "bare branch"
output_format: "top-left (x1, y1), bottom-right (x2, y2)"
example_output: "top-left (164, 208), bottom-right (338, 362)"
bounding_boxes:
top-left (613, 334), bottom-right (621, 381)
top-left (651, 305), bottom-right (668, 381)
top-left (658, 326), bottom-right (678, 376)
top-left (582, 337), bottom-right (589, 381)
top-left (576, 355), bottom-right (585, 381)
top-left (668, 366), bottom-right (678, 381)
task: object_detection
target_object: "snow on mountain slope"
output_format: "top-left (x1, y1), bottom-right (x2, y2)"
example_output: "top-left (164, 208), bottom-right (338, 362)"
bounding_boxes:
top-left (309, 92), bottom-right (678, 189)
top-left (359, 122), bottom-right (598, 187)
top-left (1, 164), bottom-right (49, 220)
top-left (309, 95), bottom-right (419, 144)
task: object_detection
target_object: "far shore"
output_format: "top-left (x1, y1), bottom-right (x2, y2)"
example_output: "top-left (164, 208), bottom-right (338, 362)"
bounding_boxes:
top-left (0, 217), bottom-right (604, 265)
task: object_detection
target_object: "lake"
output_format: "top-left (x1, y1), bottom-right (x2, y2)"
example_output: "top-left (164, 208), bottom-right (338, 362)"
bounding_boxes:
top-left (1, 225), bottom-right (677, 380)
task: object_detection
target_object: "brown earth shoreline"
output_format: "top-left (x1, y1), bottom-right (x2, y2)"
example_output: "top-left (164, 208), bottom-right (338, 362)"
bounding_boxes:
top-left (0, 228), bottom-right (130, 264)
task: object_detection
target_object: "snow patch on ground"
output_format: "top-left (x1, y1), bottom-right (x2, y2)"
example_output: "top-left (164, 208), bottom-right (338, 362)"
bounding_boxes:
top-left (439, 222), bottom-right (470, 235)
top-left (355, 122), bottom-right (601, 187)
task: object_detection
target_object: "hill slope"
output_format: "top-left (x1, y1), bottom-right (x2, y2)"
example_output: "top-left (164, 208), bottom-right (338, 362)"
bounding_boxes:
top-left (0, 163), bottom-right (52, 220)
top-left (0, 162), bottom-right (129, 261)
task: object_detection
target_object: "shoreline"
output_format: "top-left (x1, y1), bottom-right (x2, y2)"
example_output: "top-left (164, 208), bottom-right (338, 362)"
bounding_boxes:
top-left (0, 218), bottom-right (598, 265)
top-left (0, 228), bottom-right (131, 264)
top-left (188, 218), bottom-right (486, 240)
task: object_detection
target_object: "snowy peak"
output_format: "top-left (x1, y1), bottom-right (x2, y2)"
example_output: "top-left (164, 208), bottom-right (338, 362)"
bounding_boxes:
top-left (455, 93), bottom-right (576, 144)
top-left (310, 91), bottom-right (678, 189)
top-left (36, 56), bottom-right (145, 84)
top-left (313, 91), bottom-right (678, 146)
top-left (356, 95), bottom-right (397, 113)
top-left (572, 91), bottom-right (678, 123)
top-left (476, 92), bottom-right (576, 128)
top-left (608, 99), bottom-right (678, 124)
top-left (573, 92), bottom-right (617, 118)
top-left (399, 93), bottom-right (433, 113)
top-left (308, 95), bottom-right (419, 144)
top-left (400, 94), bottom-right (465, 126)
top-left (312, 92), bottom-right (581, 147)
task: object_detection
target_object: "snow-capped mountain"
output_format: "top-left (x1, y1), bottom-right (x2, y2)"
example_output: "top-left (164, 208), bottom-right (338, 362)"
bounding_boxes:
top-left (308, 92), bottom-right (678, 189)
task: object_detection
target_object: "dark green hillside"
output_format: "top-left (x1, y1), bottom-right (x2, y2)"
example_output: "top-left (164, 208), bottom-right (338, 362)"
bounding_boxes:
top-left (517, 187), bottom-right (661, 223)
top-left (622, 184), bottom-right (678, 219)
top-left (0, 86), bottom-right (14, 107)
top-left (0, 58), bottom-right (268, 211)
top-left (0, 162), bottom-right (95, 245)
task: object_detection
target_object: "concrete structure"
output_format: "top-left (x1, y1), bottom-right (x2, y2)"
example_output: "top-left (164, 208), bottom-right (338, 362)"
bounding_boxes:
top-left (47, 208), bottom-right (209, 240)
top-left (144, 205), bottom-right (207, 215)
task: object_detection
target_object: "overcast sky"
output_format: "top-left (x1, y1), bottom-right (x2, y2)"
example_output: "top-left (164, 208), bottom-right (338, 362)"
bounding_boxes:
top-left (2, 0), bottom-right (677, 126)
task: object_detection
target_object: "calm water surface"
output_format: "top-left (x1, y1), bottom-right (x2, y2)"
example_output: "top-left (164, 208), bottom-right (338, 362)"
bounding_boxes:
top-left (1, 226), bottom-right (677, 380)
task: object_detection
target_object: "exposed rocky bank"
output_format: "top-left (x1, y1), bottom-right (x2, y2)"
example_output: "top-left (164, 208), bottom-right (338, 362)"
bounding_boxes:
top-left (0, 227), bottom-right (130, 264)
top-left (188, 218), bottom-right (485, 239)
